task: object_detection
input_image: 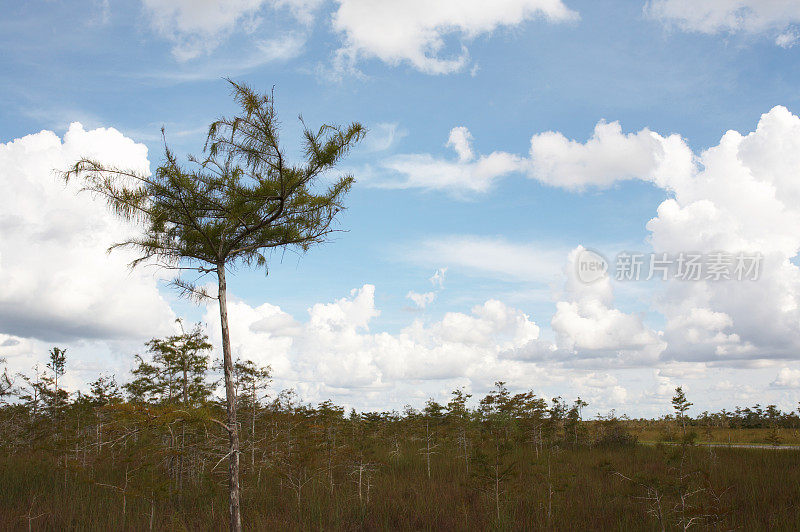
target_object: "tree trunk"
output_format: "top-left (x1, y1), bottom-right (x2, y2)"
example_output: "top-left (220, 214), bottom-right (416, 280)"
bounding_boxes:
top-left (183, 364), bottom-right (189, 406)
top-left (218, 264), bottom-right (242, 532)
top-left (252, 381), bottom-right (256, 468)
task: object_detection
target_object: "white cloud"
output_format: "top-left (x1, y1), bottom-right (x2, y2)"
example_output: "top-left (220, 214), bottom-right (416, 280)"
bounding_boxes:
top-left (407, 291), bottom-right (436, 309)
top-left (646, 0), bottom-right (800, 46)
top-left (332, 0), bottom-right (578, 74)
top-left (273, 0), bottom-right (325, 25)
top-left (527, 120), bottom-right (695, 190)
top-left (371, 120), bottom-right (694, 195)
top-left (142, 0), bottom-right (264, 60)
top-left (141, 0), bottom-right (320, 61)
top-left (776, 29), bottom-right (799, 48)
top-left (92, 0), bottom-right (111, 26)
top-left (520, 106), bottom-right (800, 365)
top-left (203, 285), bottom-right (542, 396)
top-left (362, 122), bottom-right (406, 152)
top-left (430, 267), bottom-right (447, 288)
top-left (657, 361), bottom-right (708, 380)
top-left (772, 367), bottom-right (800, 388)
top-left (404, 236), bottom-right (566, 283)
top-left (196, 282), bottom-right (800, 415)
top-left (647, 106), bottom-right (800, 363)
top-left (447, 126), bottom-right (475, 163)
top-left (551, 247), bottom-right (665, 363)
top-left (374, 126), bottom-right (524, 194)
top-left (0, 123), bottom-right (174, 343)
top-left (140, 34), bottom-right (306, 83)
top-left (381, 106), bottom-right (800, 368)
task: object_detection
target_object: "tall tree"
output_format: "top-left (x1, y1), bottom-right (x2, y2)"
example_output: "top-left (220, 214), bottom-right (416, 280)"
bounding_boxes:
top-left (63, 79), bottom-right (365, 531)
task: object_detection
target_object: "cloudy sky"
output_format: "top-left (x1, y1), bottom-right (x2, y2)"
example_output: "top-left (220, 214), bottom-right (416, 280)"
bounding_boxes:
top-left (3, 0), bottom-right (800, 416)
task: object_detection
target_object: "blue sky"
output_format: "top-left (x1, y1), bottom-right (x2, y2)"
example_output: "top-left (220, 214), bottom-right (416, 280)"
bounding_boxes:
top-left (3, 0), bottom-right (800, 416)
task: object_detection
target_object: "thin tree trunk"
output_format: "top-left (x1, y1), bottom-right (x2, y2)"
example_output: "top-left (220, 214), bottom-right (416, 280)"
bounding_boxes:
top-left (149, 494), bottom-right (155, 532)
top-left (218, 264), bottom-right (242, 532)
top-left (425, 421), bottom-right (431, 479)
top-left (252, 381), bottom-right (256, 468)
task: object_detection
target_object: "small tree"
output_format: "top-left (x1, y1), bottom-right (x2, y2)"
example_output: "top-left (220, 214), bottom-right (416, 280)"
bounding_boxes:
top-left (446, 387), bottom-right (472, 474)
top-left (566, 397), bottom-right (588, 446)
top-left (672, 387), bottom-right (693, 440)
top-left (232, 358), bottom-right (272, 467)
top-left (87, 374), bottom-right (122, 406)
top-left (0, 358), bottom-right (12, 404)
top-left (46, 347), bottom-right (67, 419)
top-left (124, 327), bottom-right (212, 406)
top-left (63, 79), bottom-right (365, 531)
top-left (17, 364), bottom-right (46, 420)
top-left (420, 399), bottom-right (444, 480)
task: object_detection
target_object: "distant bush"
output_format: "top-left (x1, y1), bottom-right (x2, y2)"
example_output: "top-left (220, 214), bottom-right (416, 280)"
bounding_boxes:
top-left (593, 417), bottom-right (638, 448)
top-left (766, 428), bottom-right (782, 447)
top-left (681, 430), bottom-right (698, 445)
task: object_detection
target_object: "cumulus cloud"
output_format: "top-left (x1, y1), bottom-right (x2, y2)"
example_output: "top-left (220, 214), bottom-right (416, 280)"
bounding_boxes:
top-left (551, 247), bottom-right (665, 364)
top-left (332, 0), bottom-right (578, 74)
top-left (373, 126), bottom-right (524, 194)
top-left (648, 107), bottom-right (800, 363)
top-left (527, 120), bottom-right (695, 190)
top-left (141, 0), bottom-right (320, 60)
top-left (646, 0), bottom-right (800, 47)
top-left (195, 281), bottom-right (769, 415)
top-left (772, 367), bottom-right (800, 388)
top-left (656, 361), bottom-right (708, 380)
top-left (0, 123), bottom-right (174, 343)
top-left (372, 120), bottom-right (694, 195)
top-left (203, 284), bottom-right (542, 395)
top-left (379, 106), bottom-right (800, 369)
top-left (520, 106), bottom-right (800, 365)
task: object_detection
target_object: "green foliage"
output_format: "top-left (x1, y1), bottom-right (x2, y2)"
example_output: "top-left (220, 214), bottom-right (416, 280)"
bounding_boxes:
top-left (45, 347), bottom-right (68, 414)
top-left (672, 386), bottom-right (693, 417)
top-left (124, 325), bottom-right (213, 406)
top-left (766, 427), bottom-right (782, 447)
top-left (0, 360), bottom-right (11, 404)
top-left (62, 79), bottom-right (366, 298)
top-left (592, 413), bottom-right (638, 448)
top-left (673, 386), bottom-right (694, 440)
top-left (63, 80), bottom-right (365, 530)
top-left (85, 374), bottom-right (122, 406)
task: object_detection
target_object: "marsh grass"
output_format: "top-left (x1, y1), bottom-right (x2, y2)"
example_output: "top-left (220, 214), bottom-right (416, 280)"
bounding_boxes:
top-left (1, 441), bottom-right (798, 530)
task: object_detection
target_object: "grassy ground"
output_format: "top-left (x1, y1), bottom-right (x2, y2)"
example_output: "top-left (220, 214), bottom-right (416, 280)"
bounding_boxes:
top-left (633, 426), bottom-right (800, 446)
top-left (1, 443), bottom-right (798, 530)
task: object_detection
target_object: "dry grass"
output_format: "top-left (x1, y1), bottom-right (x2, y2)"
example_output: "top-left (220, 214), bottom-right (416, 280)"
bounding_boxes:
top-left (1, 441), bottom-right (798, 530)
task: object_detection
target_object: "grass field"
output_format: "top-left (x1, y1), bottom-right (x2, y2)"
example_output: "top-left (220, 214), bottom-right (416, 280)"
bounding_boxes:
top-left (1, 437), bottom-right (798, 530)
top-left (633, 425), bottom-right (800, 446)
